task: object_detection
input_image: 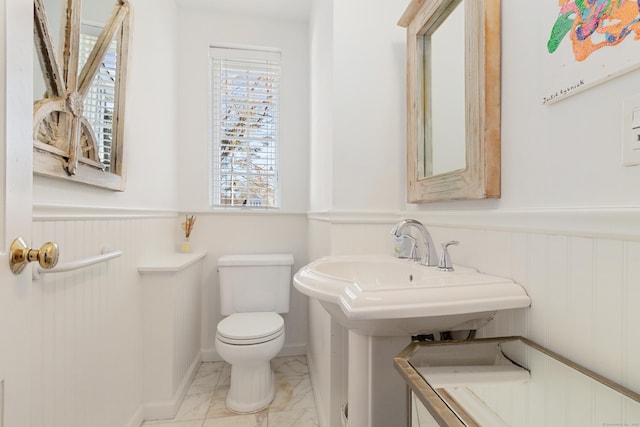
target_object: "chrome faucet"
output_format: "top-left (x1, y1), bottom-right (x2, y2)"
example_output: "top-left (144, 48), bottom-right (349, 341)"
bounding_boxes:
top-left (390, 219), bottom-right (438, 266)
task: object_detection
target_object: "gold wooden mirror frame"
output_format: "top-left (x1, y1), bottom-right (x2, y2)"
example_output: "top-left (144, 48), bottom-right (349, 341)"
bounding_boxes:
top-left (33, 0), bottom-right (130, 190)
top-left (399, 0), bottom-right (500, 203)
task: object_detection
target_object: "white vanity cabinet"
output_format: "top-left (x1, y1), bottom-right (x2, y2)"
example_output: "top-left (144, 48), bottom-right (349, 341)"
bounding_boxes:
top-left (395, 337), bottom-right (640, 427)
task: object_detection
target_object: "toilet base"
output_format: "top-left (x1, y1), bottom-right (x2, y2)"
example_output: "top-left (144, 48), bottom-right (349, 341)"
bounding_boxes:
top-left (215, 314), bottom-right (285, 414)
top-left (226, 360), bottom-right (275, 413)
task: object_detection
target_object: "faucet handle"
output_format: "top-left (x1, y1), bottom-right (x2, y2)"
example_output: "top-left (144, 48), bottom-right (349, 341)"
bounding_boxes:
top-left (438, 241), bottom-right (459, 272)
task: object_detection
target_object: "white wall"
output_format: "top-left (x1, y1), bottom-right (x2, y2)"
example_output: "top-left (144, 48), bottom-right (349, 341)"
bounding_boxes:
top-left (497, 1), bottom-right (640, 210)
top-left (176, 4), bottom-right (310, 213)
top-left (190, 213), bottom-right (309, 362)
top-left (308, 0), bottom-right (333, 212)
top-left (308, 0), bottom-right (640, 215)
top-left (309, 0), bottom-right (407, 212)
top-left (307, 0), bottom-right (640, 425)
top-left (331, 0), bottom-right (407, 212)
top-left (409, 0), bottom-right (640, 212)
top-left (174, 1), bottom-right (312, 366)
top-left (33, 0), bottom-right (179, 211)
top-left (499, 1), bottom-right (640, 208)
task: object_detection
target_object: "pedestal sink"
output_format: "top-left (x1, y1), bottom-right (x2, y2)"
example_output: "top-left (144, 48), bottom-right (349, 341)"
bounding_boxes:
top-left (293, 254), bottom-right (531, 427)
top-left (293, 254), bottom-right (530, 336)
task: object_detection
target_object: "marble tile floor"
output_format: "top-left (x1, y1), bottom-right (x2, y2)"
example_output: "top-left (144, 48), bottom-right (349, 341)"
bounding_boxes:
top-left (141, 356), bottom-right (319, 427)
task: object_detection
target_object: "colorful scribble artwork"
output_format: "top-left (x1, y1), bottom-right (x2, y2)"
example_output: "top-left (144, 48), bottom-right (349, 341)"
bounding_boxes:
top-left (547, 0), bottom-right (640, 62)
top-left (542, 0), bottom-right (640, 104)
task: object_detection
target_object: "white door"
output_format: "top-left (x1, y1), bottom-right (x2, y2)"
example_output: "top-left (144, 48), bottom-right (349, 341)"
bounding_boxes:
top-left (0, 1), bottom-right (38, 426)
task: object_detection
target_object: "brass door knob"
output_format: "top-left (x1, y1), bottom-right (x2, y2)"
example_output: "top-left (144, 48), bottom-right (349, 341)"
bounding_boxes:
top-left (10, 237), bottom-right (59, 275)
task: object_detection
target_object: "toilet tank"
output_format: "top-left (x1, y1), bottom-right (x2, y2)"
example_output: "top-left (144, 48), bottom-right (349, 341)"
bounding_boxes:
top-left (218, 254), bottom-right (294, 315)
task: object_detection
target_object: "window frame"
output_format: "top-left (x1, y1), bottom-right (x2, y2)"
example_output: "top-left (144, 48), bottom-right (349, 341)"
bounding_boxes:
top-left (209, 45), bottom-right (282, 209)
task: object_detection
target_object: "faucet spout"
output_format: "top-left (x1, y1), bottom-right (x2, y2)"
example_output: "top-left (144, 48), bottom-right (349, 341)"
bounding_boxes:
top-left (390, 219), bottom-right (438, 266)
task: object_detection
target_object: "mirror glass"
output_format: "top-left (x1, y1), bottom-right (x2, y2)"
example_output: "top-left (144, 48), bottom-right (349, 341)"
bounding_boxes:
top-left (79, 0), bottom-right (114, 71)
top-left (80, 0), bottom-right (119, 171)
top-left (404, 338), bottom-right (640, 426)
top-left (424, 0), bottom-right (465, 177)
top-left (33, 0), bottom-right (130, 190)
top-left (34, 0), bottom-right (64, 101)
top-left (399, 0), bottom-right (501, 203)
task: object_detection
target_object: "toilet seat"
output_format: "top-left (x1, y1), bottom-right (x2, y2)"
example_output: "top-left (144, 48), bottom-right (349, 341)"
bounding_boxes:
top-left (216, 312), bottom-right (284, 345)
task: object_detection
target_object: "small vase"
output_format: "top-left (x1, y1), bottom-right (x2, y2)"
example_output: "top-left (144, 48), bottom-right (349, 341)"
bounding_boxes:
top-left (180, 237), bottom-right (192, 253)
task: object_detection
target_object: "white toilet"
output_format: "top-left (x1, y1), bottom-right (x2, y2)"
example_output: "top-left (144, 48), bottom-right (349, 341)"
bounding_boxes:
top-left (215, 253), bottom-right (294, 413)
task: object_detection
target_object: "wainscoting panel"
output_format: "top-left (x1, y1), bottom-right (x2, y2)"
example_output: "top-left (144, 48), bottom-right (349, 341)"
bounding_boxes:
top-left (174, 260), bottom-right (203, 397)
top-left (193, 213), bottom-right (309, 362)
top-left (31, 214), bottom-right (175, 427)
top-left (423, 211), bottom-right (640, 397)
top-left (305, 209), bottom-right (640, 426)
top-left (139, 253), bottom-right (205, 419)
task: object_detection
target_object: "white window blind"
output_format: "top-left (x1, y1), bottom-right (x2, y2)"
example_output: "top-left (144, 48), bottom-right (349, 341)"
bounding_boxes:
top-left (210, 46), bottom-right (281, 208)
top-left (79, 23), bottom-right (117, 171)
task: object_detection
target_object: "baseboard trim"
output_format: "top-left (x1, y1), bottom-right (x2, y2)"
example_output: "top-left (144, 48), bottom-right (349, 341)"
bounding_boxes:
top-left (306, 351), bottom-right (328, 427)
top-left (278, 343), bottom-right (307, 358)
top-left (124, 406), bottom-right (144, 427)
top-left (142, 352), bottom-right (202, 422)
top-left (201, 347), bottom-right (222, 363)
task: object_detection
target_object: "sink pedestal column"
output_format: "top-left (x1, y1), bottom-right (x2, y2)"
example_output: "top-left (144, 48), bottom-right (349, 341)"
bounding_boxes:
top-left (347, 331), bottom-right (410, 427)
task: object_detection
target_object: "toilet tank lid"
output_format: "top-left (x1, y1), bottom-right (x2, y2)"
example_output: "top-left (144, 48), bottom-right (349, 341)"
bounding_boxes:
top-left (218, 253), bottom-right (294, 267)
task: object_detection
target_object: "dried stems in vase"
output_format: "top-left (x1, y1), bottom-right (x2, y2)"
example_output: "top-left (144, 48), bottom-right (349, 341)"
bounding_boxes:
top-left (181, 214), bottom-right (196, 239)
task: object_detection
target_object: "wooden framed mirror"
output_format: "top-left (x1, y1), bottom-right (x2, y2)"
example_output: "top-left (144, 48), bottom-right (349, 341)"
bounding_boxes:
top-left (399, 0), bottom-right (500, 203)
top-left (33, 0), bottom-right (130, 190)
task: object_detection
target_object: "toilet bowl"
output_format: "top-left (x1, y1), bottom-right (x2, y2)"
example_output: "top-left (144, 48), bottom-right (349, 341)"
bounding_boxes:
top-left (215, 312), bottom-right (285, 413)
top-left (215, 254), bottom-right (294, 413)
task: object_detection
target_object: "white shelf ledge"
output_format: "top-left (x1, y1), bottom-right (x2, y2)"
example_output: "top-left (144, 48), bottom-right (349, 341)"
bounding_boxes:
top-left (138, 252), bottom-right (206, 273)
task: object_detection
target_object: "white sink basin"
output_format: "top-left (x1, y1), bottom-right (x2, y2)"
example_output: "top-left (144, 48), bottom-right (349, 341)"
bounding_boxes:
top-left (293, 255), bottom-right (530, 336)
